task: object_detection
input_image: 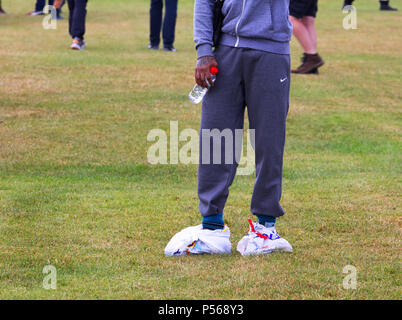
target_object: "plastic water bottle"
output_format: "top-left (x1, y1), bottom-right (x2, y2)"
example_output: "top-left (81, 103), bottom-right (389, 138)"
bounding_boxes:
top-left (188, 66), bottom-right (219, 104)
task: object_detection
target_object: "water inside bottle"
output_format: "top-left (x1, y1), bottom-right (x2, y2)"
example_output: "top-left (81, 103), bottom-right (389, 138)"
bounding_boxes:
top-left (189, 84), bottom-right (208, 104)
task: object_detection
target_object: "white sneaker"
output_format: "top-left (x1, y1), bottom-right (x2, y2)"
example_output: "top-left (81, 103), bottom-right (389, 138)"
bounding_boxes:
top-left (164, 225), bottom-right (231, 256)
top-left (237, 219), bottom-right (292, 256)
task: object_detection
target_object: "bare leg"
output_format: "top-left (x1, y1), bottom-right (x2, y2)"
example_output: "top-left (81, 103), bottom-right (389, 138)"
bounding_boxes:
top-left (289, 16), bottom-right (316, 54)
top-left (290, 15), bottom-right (323, 74)
top-left (301, 16), bottom-right (317, 52)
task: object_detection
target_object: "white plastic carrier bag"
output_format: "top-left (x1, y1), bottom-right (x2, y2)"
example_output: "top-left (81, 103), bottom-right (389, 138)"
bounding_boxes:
top-left (237, 219), bottom-right (293, 256)
top-left (164, 225), bottom-right (231, 256)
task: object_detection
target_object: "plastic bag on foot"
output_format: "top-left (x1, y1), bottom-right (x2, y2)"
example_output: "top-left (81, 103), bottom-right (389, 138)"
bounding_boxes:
top-left (237, 220), bottom-right (292, 256)
top-left (164, 225), bottom-right (231, 256)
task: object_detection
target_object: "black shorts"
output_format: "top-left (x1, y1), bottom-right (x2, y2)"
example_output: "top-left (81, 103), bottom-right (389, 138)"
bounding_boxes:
top-left (289, 0), bottom-right (318, 18)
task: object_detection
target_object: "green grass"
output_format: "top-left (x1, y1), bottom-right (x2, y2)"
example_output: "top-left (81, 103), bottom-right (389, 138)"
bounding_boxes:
top-left (0, 0), bottom-right (401, 299)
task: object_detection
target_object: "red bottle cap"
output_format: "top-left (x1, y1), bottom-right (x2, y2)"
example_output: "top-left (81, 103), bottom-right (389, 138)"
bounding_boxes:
top-left (210, 66), bottom-right (219, 75)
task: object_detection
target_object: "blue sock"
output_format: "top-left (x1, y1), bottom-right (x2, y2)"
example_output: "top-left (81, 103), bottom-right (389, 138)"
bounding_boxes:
top-left (256, 215), bottom-right (276, 228)
top-left (202, 213), bottom-right (224, 230)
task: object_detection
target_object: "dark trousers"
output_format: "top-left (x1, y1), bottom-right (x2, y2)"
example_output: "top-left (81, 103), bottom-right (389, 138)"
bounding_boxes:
top-left (35, 0), bottom-right (64, 16)
top-left (35, 0), bottom-right (51, 12)
top-left (149, 0), bottom-right (178, 47)
top-left (198, 45), bottom-right (291, 218)
top-left (67, 0), bottom-right (87, 40)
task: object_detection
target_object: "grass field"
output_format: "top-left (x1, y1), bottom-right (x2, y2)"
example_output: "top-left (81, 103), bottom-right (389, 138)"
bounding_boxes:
top-left (0, 0), bottom-right (401, 299)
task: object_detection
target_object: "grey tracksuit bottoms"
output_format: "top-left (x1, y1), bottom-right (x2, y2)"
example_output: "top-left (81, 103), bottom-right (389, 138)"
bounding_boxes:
top-left (198, 45), bottom-right (290, 218)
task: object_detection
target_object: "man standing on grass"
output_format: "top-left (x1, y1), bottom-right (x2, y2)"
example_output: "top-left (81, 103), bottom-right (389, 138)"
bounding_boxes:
top-left (165, 0), bottom-right (293, 256)
top-left (54, 0), bottom-right (87, 50)
top-left (148, 0), bottom-right (178, 52)
top-left (289, 0), bottom-right (324, 74)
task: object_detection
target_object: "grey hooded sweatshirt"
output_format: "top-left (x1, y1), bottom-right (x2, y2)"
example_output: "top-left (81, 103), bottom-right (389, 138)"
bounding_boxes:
top-left (194, 0), bottom-right (293, 58)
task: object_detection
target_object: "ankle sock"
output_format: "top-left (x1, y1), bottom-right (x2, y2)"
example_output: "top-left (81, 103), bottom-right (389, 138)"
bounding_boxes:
top-left (256, 215), bottom-right (277, 228)
top-left (202, 213), bottom-right (224, 230)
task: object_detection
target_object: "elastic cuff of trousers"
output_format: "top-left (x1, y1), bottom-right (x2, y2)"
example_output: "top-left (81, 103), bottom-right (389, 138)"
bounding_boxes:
top-left (256, 215), bottom-right (277, 227)
top-left (196, 43), bottom-right (214, 59)
top-left (202, 213), bottom-right (224, 230)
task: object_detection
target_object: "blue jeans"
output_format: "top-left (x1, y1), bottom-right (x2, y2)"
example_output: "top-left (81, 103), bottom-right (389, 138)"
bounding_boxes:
top-left (149, 0), bottom-right (178, 47)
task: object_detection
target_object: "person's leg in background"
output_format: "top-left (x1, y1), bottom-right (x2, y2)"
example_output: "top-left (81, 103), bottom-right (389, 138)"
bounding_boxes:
top-left (380, 0), bottom-right (398, 11)
top-left (0, 0), bottom-right (6, 15)
top-left (68, 0), bottom-right (87, 50)
top-left (162, 0), bottom-right (178, 51)
top-left (301, 16), bottom-right (317, 51)
top-left (343, 0), bottom-right (354, 9)
top-left (289, 0), bottom-right (324, 74)
top-left (35, 0), bottom-right (46, 12)
top-left (70, 0), bottom-right (87, 40)
top-left (149, 0), bottom-right (163, 49)
top-left (343, 0), bottom-right (397, 11)
top-left (67, 0), bottom-right (75, 39)
top-left (58, 0), bottom-right (66, 18)
top-left (290, 16), bottom-right (316, 55)
top-left (27, 0), bottom-right (45, 15)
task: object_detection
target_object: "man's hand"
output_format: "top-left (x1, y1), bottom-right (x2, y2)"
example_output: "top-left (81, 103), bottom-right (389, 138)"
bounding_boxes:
top-left (195, 56), bottom-right (218, 89)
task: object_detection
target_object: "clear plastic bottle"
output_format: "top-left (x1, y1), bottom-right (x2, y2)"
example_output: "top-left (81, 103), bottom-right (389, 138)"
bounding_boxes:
top-left (188, 66), bottom-right (219, 104)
